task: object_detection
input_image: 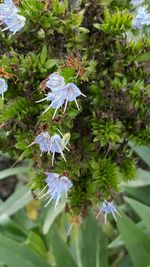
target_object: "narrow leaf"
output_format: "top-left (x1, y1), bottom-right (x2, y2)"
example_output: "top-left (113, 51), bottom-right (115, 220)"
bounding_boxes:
top-left (117, 215), bottom-right (150, 267)
top-left (0, 166), bottom-right (30, 181)
top-left (125, 197), bottom-right (150, 232)
top-left (43, 201), bottom-right (65, 234)
top-left (80, 214), bottom-right (108, 267)
top-left (51, 226), bottom-right (78, 267)
top-left (40, 45), bottom-right (47, 65)
top-left (0, 234), bottom-right (51, 267)
top-left (129, 143), bottom-right (150, 167)
top-left (0, 185), bottom-right (33, 218)
top-left (44, 59), bottom-right (58, 69)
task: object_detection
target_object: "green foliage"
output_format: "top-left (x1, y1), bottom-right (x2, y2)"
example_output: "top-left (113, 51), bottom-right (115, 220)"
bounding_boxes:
top-left (0, 0), bottom-right (150, 217)
top-left (100, 8), bottom-right (133, 34)
top-left (119, 157), bottom-right (136, 181)
top-left (92, 116), bottom-right (122, 146)
top-left (0, 164), bottom-right (150, 267)
top-left (91, 158), bottom-right (120, 198)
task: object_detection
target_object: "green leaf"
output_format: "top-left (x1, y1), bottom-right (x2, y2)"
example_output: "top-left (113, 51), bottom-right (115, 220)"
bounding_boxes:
top-left (43, 201), bottom-right (65, 234)
top-left (44, 59), bottom-right (58, 69)
top-left (108, 236), bottom-right (123, 249)
top-left (129, 143), bottom-right (150, 167)
top-left (125, 186), bottom-right (150, 206)
top-left (51, 226), bottom-right (78, 267)
top-left (25, 231), bottom-right (47, 257)
top-left (0, 185), bottom-right (33, 218)
top-left (117, 255), bottom-right (133, 267)
top-left (93, 23), bottom-right (101, 30)
top-left (117, 215), bottom-right (150, 267)
top-left (122, 168), bottom-right (150, 187)
top-left (0, 234), bottom-right (51, 267)
top-left (109, 221), bottom-right (149, 250)
top-left (80, 214), bottom-right (108, 267)
top-left (0, 166), bottom-right (30, 181)
top-left (125, 197), bottom-right (150, 232)
top-left (0, 214), bottom-right (27, 242)
top-left (40, 45), bottom-right (47, 65)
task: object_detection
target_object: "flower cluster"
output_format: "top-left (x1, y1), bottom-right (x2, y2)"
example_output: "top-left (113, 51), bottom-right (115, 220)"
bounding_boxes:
top-left (29, 131), bottom-right (69, 165)
top-left (36, 73), bottom-right (86, 119)
top-left (97, 201), bottom-right (120, 224)
top-left (0, 0), bottom-right (26, 34)
top-left (31, 73), bottom-right (85, 208)
top-left (39, 172), bottom-right (73, 209)
top-left (0, 78), bottom-right (8, 99)
top-left (34, 73), bottom-right (121, 222)
top-left (132, 5), bottom-right (150, 30)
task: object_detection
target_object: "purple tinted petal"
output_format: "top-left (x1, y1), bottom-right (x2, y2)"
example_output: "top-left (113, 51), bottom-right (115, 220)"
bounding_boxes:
top-left (35, 132), bottom-right (51, 153)
top-left (61, 83), bottom-right (82, 102)
top-left (50, 134), bottom-right (62, 153)
top-left (4, 14), bottom-right (26, 33)
top-left (0, 78), bottom-right (8, 95)
top-left (46, 73), bottom-right (65, 90)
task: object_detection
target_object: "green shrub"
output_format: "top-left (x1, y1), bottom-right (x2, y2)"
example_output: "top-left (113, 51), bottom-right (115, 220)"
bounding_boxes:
top-left (0, 0), bottom-right (150, 215)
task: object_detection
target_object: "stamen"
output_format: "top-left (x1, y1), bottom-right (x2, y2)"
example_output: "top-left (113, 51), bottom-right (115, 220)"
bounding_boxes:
top-left (57, 128), bottom-right (63, 136)
top-left (2, 24), bottom-right (11, 31)
top-left (27, 141), bottom-right (36, 148)
top-left (65, 146), bottom-right (70, 152)
top-left (39, 191), bottom-right (49, 199)
top-left (52, 152), bottom-right (55, 166)
top-left (54, 195), bottom-right (61, 210)
top-left (36, 96), bottom-right (48, 103)
top-left (44, 194), bottom-right (54, 207)
top-left (42, 104), bottom-right (51, 115)
top-left (58, 144), bottom-right (66, 162)
top-left (37, 184), bottom-right (48, 197)
top-left (2, 22), bottom-right (19, 32)
top-left (81, 93), bottom-right (86, 97)
top-left (96, 208), bottom-right (102, 218)
top-left (66, 223), bottom-right (73, 236)
top-left (63, 99), bottom-right (68, 113)
top-left (75, 98), bottom-right (80, 110)
top-left (111, 211), bottom-right (117, 221)
top-left (114, 208), bottom-right (121, 217)
top-left (104, 213), bottom-right (107, 224)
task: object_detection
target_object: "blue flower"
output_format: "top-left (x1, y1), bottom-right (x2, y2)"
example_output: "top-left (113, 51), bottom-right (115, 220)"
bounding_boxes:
top-left (0, 0), bottom-right (18, 20)
top-left (46, 73), bottom-right (65, 90)
top-left (35, 131), bottom-right (51, 154)
top-left (50, 134), bottom-right (67, 165)
top-left (0, 78), bottom-right (8, 99)
top-left (3, 13), bottom-right (26, 34)
top-left (39, 172), bottom-right (73, 208)
top-left (131, 0), bottom-right (144, 7)
top-left (28, 132), bottom-right (51, 155)
top-left (96, 200), bottom-right (120, 223)
top-left (36, 73), bottom-right (86, 118)
top-left (0, 0), bottom-right (26, 34)
top-left (132, 5), bottom-right (150, 30)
